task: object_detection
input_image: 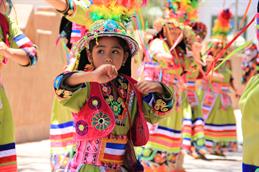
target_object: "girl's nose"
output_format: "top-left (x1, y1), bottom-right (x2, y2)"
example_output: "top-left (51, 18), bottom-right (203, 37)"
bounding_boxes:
top-left (105, 57), bottom-right (112, 63)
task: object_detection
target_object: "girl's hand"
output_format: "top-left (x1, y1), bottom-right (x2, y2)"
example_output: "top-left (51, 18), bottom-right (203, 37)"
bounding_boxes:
top-left (135, 80), bottom-right (163, 95)
top-left (92, 64), bottom-right (118, 83)
top-left (0, 42), bottom-right (9, 58)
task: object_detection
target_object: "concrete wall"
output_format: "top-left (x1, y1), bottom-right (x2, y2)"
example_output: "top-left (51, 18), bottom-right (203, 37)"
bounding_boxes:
top-left (4, 3), bottom-right (65, 143)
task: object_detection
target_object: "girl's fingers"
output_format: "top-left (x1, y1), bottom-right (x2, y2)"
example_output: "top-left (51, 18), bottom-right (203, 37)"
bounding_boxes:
top-left (136, 82), bottom-right (152, 94)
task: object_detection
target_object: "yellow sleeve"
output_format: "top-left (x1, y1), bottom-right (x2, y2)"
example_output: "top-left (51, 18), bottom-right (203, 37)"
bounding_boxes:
top-left (7, 17), bottom-right (23, 47)
top-left (66, 0), bottom-right (92, 26)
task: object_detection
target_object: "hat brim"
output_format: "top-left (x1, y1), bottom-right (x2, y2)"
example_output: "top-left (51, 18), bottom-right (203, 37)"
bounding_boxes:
top-left (87, 32), bottom-right (139, 57)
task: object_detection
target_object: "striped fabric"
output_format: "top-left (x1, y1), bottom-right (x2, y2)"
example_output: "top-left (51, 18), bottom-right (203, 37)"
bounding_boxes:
top-left (193, 118), bottom-right (205, 140)
top-left (70, 23), bottom-right (86, 44)
top-left (13, 34), bottom-right (33, 48)
top-left (100, 140), bottom-right (127, 164)
top-left (148, 125), bottom-right (182, 153)
top-left (13, 34), bottom-right (37, 65)
top-left (201, 91), bottom-right (218, 120)
top-left (0, 143), bottom-right (17, 172)
top-left (204, 123), bottom-right (236, 148)
top-left (182, 118), bottom-right (205, 150)
top-left (103, 143), bottom-right (126, 161)
top-left (50, 121), bottom-right (75, 155)
top-left (182, 118), bottom-right (192, 150)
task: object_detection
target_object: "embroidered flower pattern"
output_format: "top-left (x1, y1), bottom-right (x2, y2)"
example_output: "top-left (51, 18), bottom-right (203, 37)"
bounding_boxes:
top-left (92, 112), bottom-right (111, 131)
top-left (154, 99), bottom-right (169, 112)
top-left (110, 101), bottom-right (122, 116)
top-left (88, 96), bottom-right (101, 109)
top-left (75, 120), bottom-right (88, 136)
top-left (102, 85), bottom-right (112, 96)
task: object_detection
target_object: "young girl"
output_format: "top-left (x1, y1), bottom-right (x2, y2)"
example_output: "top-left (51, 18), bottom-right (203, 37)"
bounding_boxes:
top-left (0, 0), bottom-right (37, 171)
top-left (47, 0), bottom-right (174, 171)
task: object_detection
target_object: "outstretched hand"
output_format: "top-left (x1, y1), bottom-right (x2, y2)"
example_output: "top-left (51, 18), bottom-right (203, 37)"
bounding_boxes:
top-left (0, 42), bottom-right (8, 58)
top-left (92, 64), bottom-right (118, 83)
top-left (135, 80), bottom-right (163, 95)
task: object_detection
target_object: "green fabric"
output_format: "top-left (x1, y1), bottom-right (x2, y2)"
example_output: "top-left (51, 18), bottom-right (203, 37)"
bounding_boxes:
top-left (59, 83), bottom-right (90, 113)
top-left (239, 75), bottom-right (259, 167)
top-left (51, 96), bottom-right (73, 124)
top-left (59, 81), bottom-right (173, 135)
top-left (206, 62), bottom-right (235, 128)
top-left (205, 95), bottom-right (235, 127)
top-left (0, 16), bottom-right (22, 47)
top-left (66, 0), bottom-right (92, 26)
top-left (0, 86), bottom-right (14, 145)
top-left (0, 14), bottom-right (31, 153)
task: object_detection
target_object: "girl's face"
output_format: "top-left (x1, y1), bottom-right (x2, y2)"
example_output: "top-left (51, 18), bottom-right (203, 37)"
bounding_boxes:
top-left (89, 37), bottom-right (128, 70)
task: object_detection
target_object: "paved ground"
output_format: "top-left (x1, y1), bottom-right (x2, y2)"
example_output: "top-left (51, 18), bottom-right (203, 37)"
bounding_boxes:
top-left (16, 139), bottom-right (242, 172)
top-left (16, 110), bottom-right (243, 172)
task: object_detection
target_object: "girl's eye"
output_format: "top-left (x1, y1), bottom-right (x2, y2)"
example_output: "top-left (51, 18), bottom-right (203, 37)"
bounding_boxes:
top-left (112, 50), bottom-right (120, 54)
top-left (97, 49), bottom-right (104, 54)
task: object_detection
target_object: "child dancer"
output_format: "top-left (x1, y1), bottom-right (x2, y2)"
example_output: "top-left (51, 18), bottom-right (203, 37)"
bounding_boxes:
top-left (47, 0), bottom-right (175, 171)
top-left (181, 21), bottom-right (208, 159)
top-left (136, 17), bottom-right (198, 171)
top-left (201, 9), bottom-right (237, 156)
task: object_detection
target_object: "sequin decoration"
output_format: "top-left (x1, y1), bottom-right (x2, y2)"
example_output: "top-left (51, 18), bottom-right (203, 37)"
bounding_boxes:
top-left (75, 120), bottom-right (88, 136)
top-left (88, 96), bottom-right (101, 109)
top-left (110, 101), bottom-right (122, 116)
top-left (92, 112), bottom-right (111, 131)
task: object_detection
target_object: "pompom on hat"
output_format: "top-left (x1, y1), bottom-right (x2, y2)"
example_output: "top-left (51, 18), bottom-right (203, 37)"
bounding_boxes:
top-left (212, 8), bottom-right (232, 41)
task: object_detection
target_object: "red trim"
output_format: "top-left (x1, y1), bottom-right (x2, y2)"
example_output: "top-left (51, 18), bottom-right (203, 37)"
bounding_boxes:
top-left (49, 132), bottom-right (74, 140)
top-left (0, 155), bottom-right (17, 164)
top-left (103, 154), bottom-right (123, 161)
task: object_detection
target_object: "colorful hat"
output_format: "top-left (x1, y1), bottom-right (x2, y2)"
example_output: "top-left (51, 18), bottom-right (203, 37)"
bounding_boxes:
top-left (212, 9), bottom-right (232, 41)
top-left (164, 0), bottom-right (200, 24)
top-left (202, 9), bottom-right (232, 62)
top-left (71, 0), bottom-right (147, 56)
top-left (87, 19), bottom-right (138, 57)
top-left (68, 0), bottom-right (146, 71)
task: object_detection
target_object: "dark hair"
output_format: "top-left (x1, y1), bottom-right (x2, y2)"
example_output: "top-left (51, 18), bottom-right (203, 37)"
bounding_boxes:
top-left (77, 36), bottom-right (132, 76)
top-left (59, 16), bottom-right (73, 49)
top-left (149, 27), bottom-right (186, 52)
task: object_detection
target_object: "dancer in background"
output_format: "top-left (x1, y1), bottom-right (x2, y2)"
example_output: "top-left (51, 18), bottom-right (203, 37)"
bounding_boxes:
top-left (181, 21), bottom-right (208, 159)
top-left (50, 16), bottom-right (86, 171)
top-left (201, 9), bottom-right (237, 156)
top-left (136, 15), bottom-right (201, 172)
top-left (0, 0), bottom-right (38, 171)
